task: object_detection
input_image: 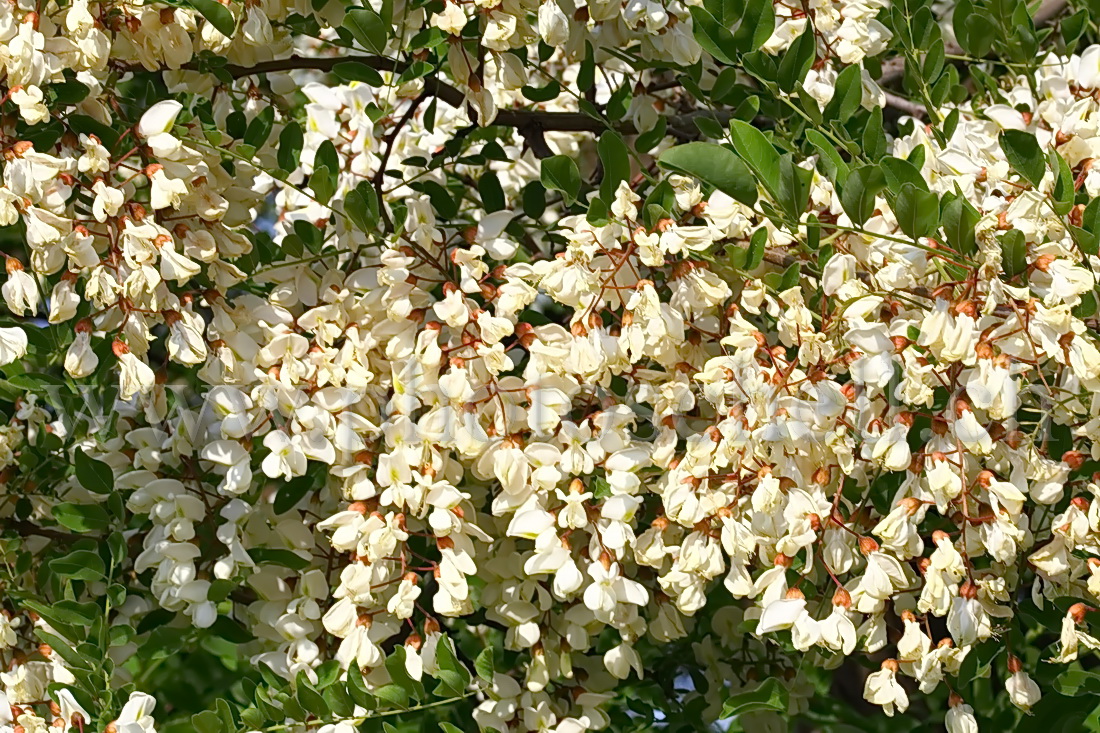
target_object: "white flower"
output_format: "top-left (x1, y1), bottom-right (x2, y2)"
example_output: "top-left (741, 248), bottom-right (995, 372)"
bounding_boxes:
top-left (0, 327), bottom-right (28, 367)
top-left (945, 699), bottom-right (978, 733)
top-left (863, 661), bottom-right (908, 716)
top-left (137, 100), bottom-right (183, 138)
top-left (1006, 668), bottom-right (1040, 711)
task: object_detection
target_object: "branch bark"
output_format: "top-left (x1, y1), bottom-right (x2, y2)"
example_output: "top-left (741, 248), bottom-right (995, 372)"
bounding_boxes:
top-left (209, 54), bottom-right (727, 147)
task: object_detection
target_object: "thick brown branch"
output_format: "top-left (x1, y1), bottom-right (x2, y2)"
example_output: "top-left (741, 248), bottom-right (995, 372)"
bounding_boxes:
top-left (882, 91), bottom-right (928, 118)
top-left (219, 54), bottom-right (468, 108)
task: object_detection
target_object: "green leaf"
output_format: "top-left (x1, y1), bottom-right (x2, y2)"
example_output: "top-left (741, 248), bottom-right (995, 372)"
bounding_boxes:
top-left (540, 155), bottom-right (582, 205)
top-left (278, 122), bottom-right (304, 174)
top-left (777, 27), bottom-right (816, 92)
top-left (689, 5), bottom-right (737, 65)
top-left (323, 683), bottom-right (355, 718)
top-left (343, 8), bottom-right (388, 54)
top-left (578, 42), bottom-right (595, 92)
top-left (431, 637), bottom-right (471, 697)
top-left (315, 140), bottom-right (339, 174)
top-left (824, 64), bottom-right (863, 122)
top-left (48, 549), bottom-right (105, 581)
top-left (729, 120), bottom-right (780, 200)
top-left (745, 227), bottom-right (767, 270)
top-left (273, 474), bottom-right (315, 515)
top-left (879, 157), bottom-right (928, 192)
top-left (23, 599), bottom-right (97, 629)
top-left (1076, 197), bottom-right (1100, 256)
top-left (734, 0), bottom-right (775, 52)
top-left (720, 679), bottom-right (789, 719)
top-left (310, 166), bottom-right (336, 206)
top-left (635, 117), bottom-right (667, 153)
top-left (69, 114), bottom-right (121, 148)
top-left (806, 129), bottom-right (848, 186)
top-left (1051, 149), bottom-right (1075, 215)
top-left (296, 673), bottom-right (327, 717)
top-left (479, 172), bottom-right (506, 213)
top-left (658, 142), bottom-right (757, 207)
top-left (74, 448), bottom-right (113, 494)
top-left (474, 648), bottom-right (495, 682)
top-left (385, 646), bottom-right (425, 702)
top-left (215, 699), bottom-right (236, 731)
top-left (893, 183), bottom-right (940, 239)
top-left (840, 165), bottom-right (886, 226)
top-left (34, 630), bottom-right (91, 669)
top-left (333, 61), bottom-right (385, 85)
top-left (863, 106), bottom-right (886, 160)
top-left (777, 154), bottom-right (812, 220)
top-left (522, 182), bottom-right (546, 219)
top-left (346, 666), bottom-right (376, 709)
top-left (187, 0), bottom-right (236, 36)
top-left (598, 131), bottom-right (631, 202)
top-left (1083, 197), bottom-right (1100, 235)
top-left (805, 213), bottom-right (820, 250)
top-left (344, 182), bottom-right (380, 232)
top-left (1000, 228), bottom-right (1027, 277)
top-left (49, 80), bottom-right (90, 106)
top-left (941, 191), bottom-right (980, 255)
top-left (210, 615), bottom-right (254, 643)
top-left (953, 0), bottom-right (974, 53)
top-left (1000, 129), bottom-right (1046, 188)
top-left (244, 106), bottom-right (275, 148)
top-left (191, 711), bottom-right (224, 733)
top-left (247, 548), bottom-right (311, 571)
top-left (374, 683), bottom-right (410, 708)
top-left (586, 196), bottom-right (608, 226)
top-left (53, 502), bottom-right (110, 533)
top-left (521, 80), bottom-right (561, 103)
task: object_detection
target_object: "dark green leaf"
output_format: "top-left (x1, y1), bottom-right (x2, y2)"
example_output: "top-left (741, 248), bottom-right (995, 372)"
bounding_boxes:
top-left (658, 142), bottom-right (757, 207)
top-left (343, 8), bottom-right (388, 54)
top-left (74, 449), bottom-right (112, 494)
top-left (187, 0), bottom-right (236, 36)
top-left (540, 155), bottom-right (582, 205)
top-left (278, 122), bottom-right (304, 174)
top-left (941, 191), bottom-right (979, 255)
top-left (689, 6), bottom-right (737, 65)
top-left (777, 154), bottom-right (812, 220)
top-left (894, 183), bottom-right (940, 239)
top-left (53, 503), bottom-right (110, 533)
top-left (720, 679), bottom-right (789, 718)
top-left (474, 648), bottom-right (495, 682)
top-left (824, 64), bottom-right (863, 122)
top-left (598, 131), bottom-right (631, 201)
top-left (191, 711), bottom-right (224, 733)
top-left (840, 165), bottom-right (886, 226)
top-left (1000, 129), bottom-right (1046, 187)
top-left (1000, 228), bottom-right (1027, 277)
top-left (479, 172), bottom-right (506, 213)
top-left (777, 27), bottom-right (816, 93)
top-left (729, 120), bottom-right (780, 199)
top-left (48, 549), bottom-right (105, 581)
top-left (745, 227), bottom-right (767, 270)
top-left (244, 106), bottom-right (275, 148)
top-left (333, 61), bottom-right (385, 85)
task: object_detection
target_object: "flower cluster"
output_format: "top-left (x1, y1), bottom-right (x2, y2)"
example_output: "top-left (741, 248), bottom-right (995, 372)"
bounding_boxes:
top-left (1, 0), bottom-right (1099, 731)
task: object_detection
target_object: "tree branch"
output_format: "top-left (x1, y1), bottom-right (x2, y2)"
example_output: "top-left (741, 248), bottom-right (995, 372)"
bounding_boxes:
top-left (218, 55), bottom-right (469, 109)
top-left (882, 91), bottom-right (928, 118)
top-left (208, 54), bottom-right (716, 149)
top-left (177, 53), bottom-right (914, 145)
